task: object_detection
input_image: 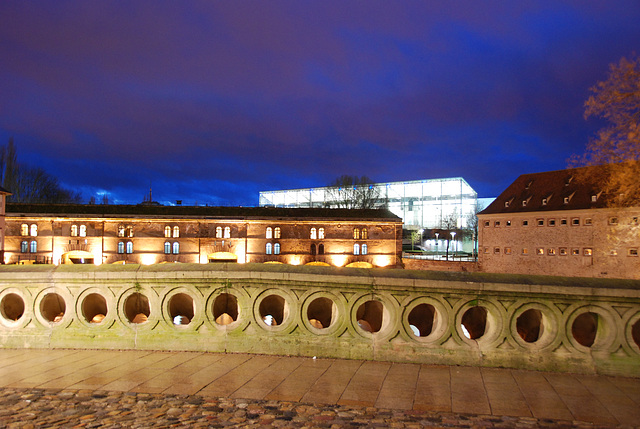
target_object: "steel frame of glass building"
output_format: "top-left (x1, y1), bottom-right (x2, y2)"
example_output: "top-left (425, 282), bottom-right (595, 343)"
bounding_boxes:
top-left (259, 177), bottom-right (478, 230)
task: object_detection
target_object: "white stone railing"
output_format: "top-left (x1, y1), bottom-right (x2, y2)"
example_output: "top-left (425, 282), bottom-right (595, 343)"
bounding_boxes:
top-left (0, 264), bottom-right (639, 377)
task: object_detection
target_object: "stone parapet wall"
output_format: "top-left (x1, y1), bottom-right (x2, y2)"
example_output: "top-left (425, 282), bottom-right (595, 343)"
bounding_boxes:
top-left (402, 258), bottom-right (479, 272)
top-left (0, 264), bottom-right (639, 377)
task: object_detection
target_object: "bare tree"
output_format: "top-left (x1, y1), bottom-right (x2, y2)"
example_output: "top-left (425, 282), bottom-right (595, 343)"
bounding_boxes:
top-left (440, 209), bottom-right (459, 261)
top-left (571, 55), bottom-right (640, 206)
top-left (464, 202), bottom-right (485, 261)
top-left (325, 175), bottom-right (382, 209)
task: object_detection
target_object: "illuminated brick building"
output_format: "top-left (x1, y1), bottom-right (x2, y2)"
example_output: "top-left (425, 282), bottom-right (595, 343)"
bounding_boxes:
top-left (4, 204), bottom-right (402, 268)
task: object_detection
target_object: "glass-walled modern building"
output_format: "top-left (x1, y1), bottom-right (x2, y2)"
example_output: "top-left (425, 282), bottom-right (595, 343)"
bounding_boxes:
top-left (259, 177), bottom-right (479, 230)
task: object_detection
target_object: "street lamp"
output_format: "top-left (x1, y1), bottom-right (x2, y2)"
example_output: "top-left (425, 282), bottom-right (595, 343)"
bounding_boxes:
top-left (450, 231), bottom-right (456, 260)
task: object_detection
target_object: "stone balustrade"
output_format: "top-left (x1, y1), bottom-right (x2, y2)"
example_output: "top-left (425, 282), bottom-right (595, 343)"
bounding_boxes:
top-left (0, 264), bottom-right (639, 377)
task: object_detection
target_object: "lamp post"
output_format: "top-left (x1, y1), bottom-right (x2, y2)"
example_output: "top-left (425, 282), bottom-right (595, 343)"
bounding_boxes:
top-left (434, 232), bottom-right (439, 259)
top-left (450, 231), bottom-right (456, 260)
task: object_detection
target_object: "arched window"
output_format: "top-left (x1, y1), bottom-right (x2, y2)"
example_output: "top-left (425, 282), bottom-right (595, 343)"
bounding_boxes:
top-left (172, 242), bottom-right (180, 254)
top-left (310, 243), bottom-right (316, 255)
top-left (125, 226), bottom-right (134, 238)
top-left (216, 227), bottom-right (222, 238)
top-left (21, 241), bottom-right (28, 253)
top-left (79, 225), bottom-right (86, 237)
top-left (274, 227), bottom-right (281, 239)
top-left (266, 243), bottom-right (272, 255)
top-left (318, 244), bottom-right (325, 255)
top-left (118, 225), bottom-right (125, 237)
top-left (353, 243), bottom-right (360, 255)
top-left (362, 228), bottom-right (368, 239)
top-left (310, 228), bottom-right (317, 239)
top-left (353, 228), bottom-right (360, 240)
top-left (164, 242), bottom-right (171, 254)
top-left (362, 244), bottom-right (368, 255)
top-left (30, 224), bottom-right (38, 237)
top-left (164, 226), bottom-right (171, 238)
top-left (173, 226), bottom-right (180, 238)
top-left (266, 227), bottom-right (273, 239)
top-left (30, 241), bottom-right (37, 253)
top-left (126, 242), bottom-right (133, 254)
top-left (274, 243), bottom-right (280, 255)
top-left (118, 242), bottom-right (125, 254)
top-left (21, 224), bottom-right (28, 236)
top-left (318, 227), bottom-right (325, 239)
top-left (70, 225), bottom-right (78, 237)
top-left (224, 227), bottom-right (230, 238)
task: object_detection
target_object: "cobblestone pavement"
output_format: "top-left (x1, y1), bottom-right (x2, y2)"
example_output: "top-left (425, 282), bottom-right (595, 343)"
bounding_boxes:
top-left (0, 387), bottom-right (635, 429)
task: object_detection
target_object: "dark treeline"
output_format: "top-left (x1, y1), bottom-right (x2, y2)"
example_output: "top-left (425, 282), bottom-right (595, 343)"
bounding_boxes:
top-left (1, 138), bottom-right (82, 204)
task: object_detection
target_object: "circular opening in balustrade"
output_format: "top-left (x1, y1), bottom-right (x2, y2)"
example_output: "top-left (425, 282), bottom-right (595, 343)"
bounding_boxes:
top-left (307, 297), bottom-right (335, 329)
top-left (40, 293), bottom-right (66, 323)
top-left (124, 292), bottom-right (150, 324)
top-left (461, 306), bottom-right (487, 340)
top-left (572, 312), bottom-right (598, 347)
top-left (356, 300), bottom-right (384, 333)
top-left (0, 293), bottom-right (25, 322)
top-left (259, 294), bottom-right (288, 326)
top-left (516, 309), bottom-right (543, 343)
top-left (408, 303), bottom-right (436, 337)
top-left (213, 293), bottom-right (238, 325)
top-left (169, 293), bottom-right (194, 326)
top-left (632, 319), bottom-right (640, 350)
top-left (82, 293), bottom-right (108, 324)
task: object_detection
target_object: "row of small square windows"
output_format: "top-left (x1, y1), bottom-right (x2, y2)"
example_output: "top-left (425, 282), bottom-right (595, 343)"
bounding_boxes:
top-left (485, 216), bottom-right (638, 228)
top-left (486, 247), bottom-right (639, 257)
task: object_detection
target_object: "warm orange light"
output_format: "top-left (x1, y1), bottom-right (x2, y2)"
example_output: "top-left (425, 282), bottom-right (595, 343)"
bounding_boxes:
top-left (330, 255), bottom-right (349, 267)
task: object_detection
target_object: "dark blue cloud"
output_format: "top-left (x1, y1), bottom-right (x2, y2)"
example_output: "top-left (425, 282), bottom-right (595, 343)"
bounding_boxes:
top-left (1, 1), bottom-right (639, 206)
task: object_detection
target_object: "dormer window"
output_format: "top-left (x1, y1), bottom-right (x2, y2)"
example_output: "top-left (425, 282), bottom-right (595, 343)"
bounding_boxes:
top-left (504, 201), bottom-right (510, 208)
top-left (542, 198), bottom-right (547, 206)
top-left (564, 197), bottom-right (569, 204)
top-left (525, 180), bottom-right (533, 190)
top-left (565, 176), bottom-right (573, 186)
top-left (591, 195), bottom-right (598, 202)
top-left (522, 200), bottom-right (528, 207)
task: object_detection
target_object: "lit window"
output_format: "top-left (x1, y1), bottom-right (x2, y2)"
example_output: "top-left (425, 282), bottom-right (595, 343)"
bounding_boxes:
top-left (572, 248), bottom-right (580, 256)
top-left (21, 224), bottom-right (28, 236)
top-left (275, 227), bottom-right (281, 239)
top-left (71, 225), bottom-right (78, 237)
top-left (165, 226), bottom-right (171, 238)
top-left (79, 225), bottom-right (86, 237)
top-left (572, 218), bottom-right (580, 226)
top-left (504, 247), bottom-right (512, 255)
top-left (126, 242), bottom-right (133, 254)
top-left (591, 195), bottom-right (598, 202)
top-left (536, 248), bottom-right (544, 255)
top-left (266, 227), bottom-right (272, 239)
top-left (484, 247), bottom-right (489, 254)
top-left (224, 227), bottom-right (230, 238)
top-left (522, 220), bottom-right (528, 226)
top-left (319, 227), bottom-right (325, 239)
top-left (537, 219), bottom-right (544, 226)
top-left (559, 248), bottom-right (567, 256)
top-left (629, 249), bottom-right (638, 257)
top-left (310, 228), bottom-right (317, 239)
top-left (21, 241), bottom-right (28, 253)
top-left (30, 241), bottom-right (37, 253)
top-left (584, 218), bottom-right (592, 225)
top-left (361, 228), bottom-right (367, 239)
top-left (216, 227), bottom-right (222, 238)
top-left (522, 248), bottom-right (528, 255)
top-left (266, 243), bottom-right (272, 255)
top-left (353, 228), bottom-right (360, 239)
top-left (274, 243), bottom-right (280, 255)
top-left (609, 217), bottom-right (618, 225)
top-left (164, 242), bottom-right (171, 254)
top-left (632, 217), bottom-right (639, 225)
top-left (172, 242), bottom-right (179, 254)
top-left (362, 244), bottom-right (368, 255)
top-left (354, 243), bottom-right (360, 255)
top-left (118, 225), bottom-right (125, 237)
top-left (506, 220), bottom-right (511, 226)
top-left (173, 226), bottom-right (180, 238)
top-left (549, 219), bottom-right (556, 226)
top-left (584, 248), bottom-right (592, 256)
top-left (126, 226), bottom-right (134, 237)
top-left (610, 250), bottom-right (618, 256)
top-left (118, 242), bottom-right (125, 254)
top-left (548, 248), bottom-right (556, 256)
top-left (484, 221), bottom-right (490, 227)
top-left (494, 221), bottom-right (501, 227)
top-left (30, 224), bottom-right (38, 236)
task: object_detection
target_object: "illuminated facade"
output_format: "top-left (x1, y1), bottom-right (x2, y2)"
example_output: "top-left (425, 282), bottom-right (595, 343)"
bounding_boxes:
top-left (259, 177), bottom-right (480, 230)
top-left (4, 204), bottom-right (402, 268)
top-left (478, 166), bottom-right (640, 279)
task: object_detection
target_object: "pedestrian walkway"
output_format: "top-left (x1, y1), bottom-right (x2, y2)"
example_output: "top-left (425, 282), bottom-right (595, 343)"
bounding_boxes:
top-left (0, 349), bottom-right (638, 428)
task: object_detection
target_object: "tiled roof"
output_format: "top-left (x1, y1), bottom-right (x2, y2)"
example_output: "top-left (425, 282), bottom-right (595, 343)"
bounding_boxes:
top-left (479, 165), bottom-right (611, 215)
top-left (6, 203), bottom-right (402, 221)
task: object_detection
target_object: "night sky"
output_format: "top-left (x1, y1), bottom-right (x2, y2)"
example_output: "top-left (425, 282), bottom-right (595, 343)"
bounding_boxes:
top-left (1, 2), bottom-right (639, 206)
